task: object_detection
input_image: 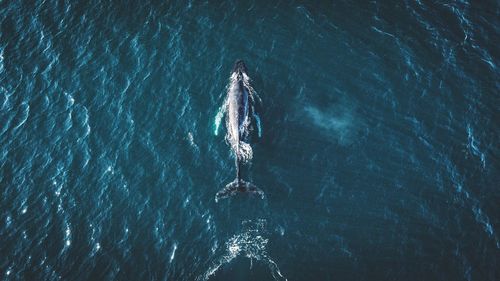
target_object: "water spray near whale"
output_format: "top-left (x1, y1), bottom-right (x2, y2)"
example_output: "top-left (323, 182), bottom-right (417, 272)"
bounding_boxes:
top-left (215, 60), bottom-right (264, 202)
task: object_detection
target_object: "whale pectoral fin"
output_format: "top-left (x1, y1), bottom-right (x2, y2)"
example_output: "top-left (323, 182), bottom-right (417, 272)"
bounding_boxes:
top-left (253, 112), bottom-right (262, 138)
top-left (214, 103), bottom-right (227, 136)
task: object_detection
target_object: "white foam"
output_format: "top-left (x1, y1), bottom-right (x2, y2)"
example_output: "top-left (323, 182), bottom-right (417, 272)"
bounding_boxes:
top-left (187, 132), bottom-right (199, 151)
top-left (64, 92), bottom-right (75, 107)
top-left (197, 220), bottom-right (287, 281)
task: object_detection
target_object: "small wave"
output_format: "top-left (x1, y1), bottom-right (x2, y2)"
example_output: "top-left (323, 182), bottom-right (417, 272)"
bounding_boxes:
top-left (371, 26), bottom-right (396, 38)
top-left (0, 45), bottom-right (4, 72)
top-left (466, 124), bottom-right (486, 169)
top-left (444, 155), bottom-right (499, 248)
top-left (64, 92), bottom-right (75, 108)
top-left (170, 242), bottom-right (178, 263)
top-left (12, 102), bottom-right (30, 130)
top-left (0, 86), bottom-right (11, 111)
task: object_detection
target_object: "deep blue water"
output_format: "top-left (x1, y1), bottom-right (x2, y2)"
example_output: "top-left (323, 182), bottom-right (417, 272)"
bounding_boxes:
top-left (1, 1), bottom-right (499, 280)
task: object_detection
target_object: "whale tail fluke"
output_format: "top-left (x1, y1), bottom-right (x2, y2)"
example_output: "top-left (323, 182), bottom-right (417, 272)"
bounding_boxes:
top-left (215, 179), bottom-right (264, 203)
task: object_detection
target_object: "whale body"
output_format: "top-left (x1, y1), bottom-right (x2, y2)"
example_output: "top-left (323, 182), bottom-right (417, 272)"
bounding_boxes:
top-left (215, 60), bottom-right (264, 202)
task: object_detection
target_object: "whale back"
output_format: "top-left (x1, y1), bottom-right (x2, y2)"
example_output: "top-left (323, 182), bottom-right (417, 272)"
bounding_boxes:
top-left (225, 66), bottom-right (253, 162)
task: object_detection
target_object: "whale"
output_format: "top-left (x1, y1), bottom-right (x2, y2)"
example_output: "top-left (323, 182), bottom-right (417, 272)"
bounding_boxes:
top-left (215, 60), bottom-right (264, 202)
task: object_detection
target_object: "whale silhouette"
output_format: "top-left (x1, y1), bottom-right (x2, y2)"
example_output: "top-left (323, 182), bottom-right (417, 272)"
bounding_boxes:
top-left (215, 60), bottom-right (264, 202)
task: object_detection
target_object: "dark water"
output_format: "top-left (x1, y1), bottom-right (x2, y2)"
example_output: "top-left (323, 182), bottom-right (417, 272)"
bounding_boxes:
top-left (1, 0), bottom-right (499, 280)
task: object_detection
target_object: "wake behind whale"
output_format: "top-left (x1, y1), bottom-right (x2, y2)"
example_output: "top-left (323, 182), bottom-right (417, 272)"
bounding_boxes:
top-left (214, 60), bottom-right (264, 202)
top-left (197, 219), bottom-right (287, 281)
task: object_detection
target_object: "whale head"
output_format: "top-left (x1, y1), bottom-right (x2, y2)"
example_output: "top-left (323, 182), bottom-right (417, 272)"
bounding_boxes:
top-left (232, 59), bottom-right (248, 76)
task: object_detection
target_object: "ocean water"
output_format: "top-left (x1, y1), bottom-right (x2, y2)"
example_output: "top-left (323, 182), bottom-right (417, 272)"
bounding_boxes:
top-left (0, 0), bottom-right (499, 280)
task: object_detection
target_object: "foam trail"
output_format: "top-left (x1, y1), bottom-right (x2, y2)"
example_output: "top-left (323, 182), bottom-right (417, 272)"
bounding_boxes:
top-left (197, 220), bottom-right (287, 281)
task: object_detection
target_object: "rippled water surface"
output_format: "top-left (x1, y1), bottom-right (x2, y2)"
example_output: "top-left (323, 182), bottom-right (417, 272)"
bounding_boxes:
top-left (1, 1), bottom-right (499, 280)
